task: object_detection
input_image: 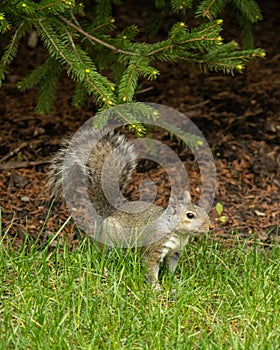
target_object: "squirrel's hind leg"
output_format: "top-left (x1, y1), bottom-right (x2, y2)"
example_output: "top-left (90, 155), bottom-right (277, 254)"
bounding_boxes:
top-left (141, 255), bottom-right (162, 291)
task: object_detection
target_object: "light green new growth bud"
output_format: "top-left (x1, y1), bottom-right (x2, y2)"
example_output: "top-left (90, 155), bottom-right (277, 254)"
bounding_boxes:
top-left (216, 36), bottom-right (223, 45)
top-left (236, 64), bottom-right (243, 71)
top-left (102, 98), bottom-right (113, 105)
top-left (216, 19), bottom-right (223, 24)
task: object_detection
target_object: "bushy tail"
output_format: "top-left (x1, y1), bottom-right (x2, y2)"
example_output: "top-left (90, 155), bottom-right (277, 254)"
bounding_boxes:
top-left (48, 127), bottom-right (137, 217)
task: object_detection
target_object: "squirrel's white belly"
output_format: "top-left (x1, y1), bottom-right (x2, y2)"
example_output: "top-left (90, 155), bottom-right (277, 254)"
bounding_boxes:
top-left (159, 233), bottom-right (190, 262)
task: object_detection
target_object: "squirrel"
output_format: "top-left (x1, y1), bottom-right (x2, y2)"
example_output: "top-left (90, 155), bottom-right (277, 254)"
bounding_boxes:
top-left (48, 126), bottom-right (213, 290)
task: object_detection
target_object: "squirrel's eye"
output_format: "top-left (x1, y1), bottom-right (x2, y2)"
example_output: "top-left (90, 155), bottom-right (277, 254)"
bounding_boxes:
top-left (186, 212), bottom-right (195, 219)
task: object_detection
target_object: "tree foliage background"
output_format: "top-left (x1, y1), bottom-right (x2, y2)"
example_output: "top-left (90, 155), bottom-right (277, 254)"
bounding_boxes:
top-left (0, 0), bottom-right (265, 127)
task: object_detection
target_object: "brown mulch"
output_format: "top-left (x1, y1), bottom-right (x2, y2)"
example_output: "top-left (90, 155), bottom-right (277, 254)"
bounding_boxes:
top-left (0, 1), bottom-right (279, 248)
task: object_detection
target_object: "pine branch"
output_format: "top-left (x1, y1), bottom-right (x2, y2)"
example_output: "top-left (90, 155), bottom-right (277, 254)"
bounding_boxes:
top-left (93, 102), bottom-right (158, 129)
top-left (37, 0), bottom-right (75, 13)
top-left (118, 56), bottom-right (143, 102)
top-left (37, 19), bottom-right (73, 66)
top-left (159, 119), bottom-right (203, 149)
top-left (0, 21), bottom-right (33, 85)
top-left (72, 82), bottom-right (87, 108)
top-left (0, 0), bottom-right (264, 120)
top-left (196, 0), bottom-right (226, 20)
top-left (58, 15), bottom-right (136, 56)
top-left (0, 12), bottom-right (10, 33)
top-left (239, 14), bottom-right (254, 49)
top-left (36, 18), bottom-right (116, 108)
top-left (35, 60), bottom-right (62, 114)
top-left (171, 0), bottom-right (194, 13)
top-left (146, 20), bottom-right (224, 58)
top-left (233, 0), bottom-right (262, 23)
top-left (17, 57), bottom-right (57, 92)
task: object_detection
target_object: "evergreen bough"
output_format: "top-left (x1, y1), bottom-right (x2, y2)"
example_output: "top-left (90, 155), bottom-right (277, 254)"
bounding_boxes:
top-left (0, 0), bottom-right (265, 129)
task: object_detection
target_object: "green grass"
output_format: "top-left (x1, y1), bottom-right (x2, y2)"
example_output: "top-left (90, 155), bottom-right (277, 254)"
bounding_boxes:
top-left (1, 229), bottom-right (280, 349)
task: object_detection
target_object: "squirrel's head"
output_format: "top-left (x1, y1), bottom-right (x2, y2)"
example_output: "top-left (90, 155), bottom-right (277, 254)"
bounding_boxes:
top-left (168, 191), bottom-right (213, 235)
top-left (179, 204), bottom-right (213, 235)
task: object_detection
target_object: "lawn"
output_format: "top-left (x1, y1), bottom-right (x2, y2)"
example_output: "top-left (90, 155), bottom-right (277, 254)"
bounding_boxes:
top-left (1, 223), bottom-right (280, 349)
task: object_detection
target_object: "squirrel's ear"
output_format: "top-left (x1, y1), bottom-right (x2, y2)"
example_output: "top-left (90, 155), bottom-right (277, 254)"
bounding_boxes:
top-left (168, 192), bottom-right (190, 216)
top-left (169, 191), bottom-right (191, 208)
top-left (168, 195), bottom-right (176, 208)
top-left (183, 190), bottom-right (191, 204)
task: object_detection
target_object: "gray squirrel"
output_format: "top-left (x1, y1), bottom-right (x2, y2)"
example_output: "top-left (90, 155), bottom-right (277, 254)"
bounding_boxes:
top-left (48, 127), bottom-right (213, 290)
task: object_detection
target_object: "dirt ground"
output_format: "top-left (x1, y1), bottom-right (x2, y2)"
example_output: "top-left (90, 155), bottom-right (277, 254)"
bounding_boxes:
top-left (0, 1), bottom-right (279, 247)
